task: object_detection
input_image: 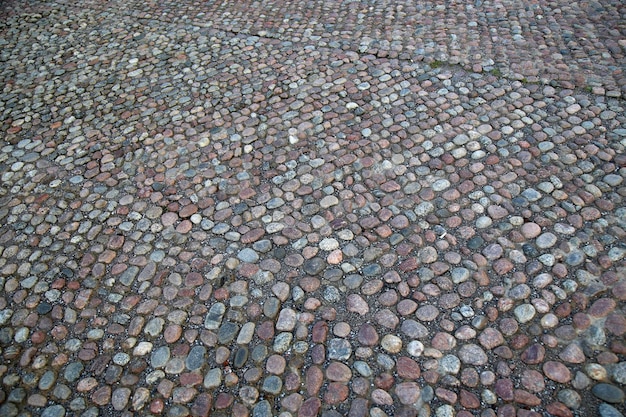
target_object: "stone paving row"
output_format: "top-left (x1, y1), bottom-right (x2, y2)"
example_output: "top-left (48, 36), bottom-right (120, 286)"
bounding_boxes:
top-left (0, 1), bottom-right (625, 417)
top-left (36, 0), bottom-right (626, 97)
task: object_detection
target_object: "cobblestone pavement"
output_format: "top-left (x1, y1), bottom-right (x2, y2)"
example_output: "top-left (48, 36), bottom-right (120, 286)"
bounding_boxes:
top-left (1, 0), bottom-right (625, 416)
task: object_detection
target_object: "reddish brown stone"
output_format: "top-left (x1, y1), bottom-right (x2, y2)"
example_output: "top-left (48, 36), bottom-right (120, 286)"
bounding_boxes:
top-left (479, 327), bottom-right (505, 349)
top-left (191, 393), bottom-right (212, 417)
top-left (298, 397), bottom-right (321, 417)
top-left (396, 357), bottom-right (421, 379)
top-left (546, 402), bottom-right (574, 417)
top-left (180, 372), bottom-right (203, 387)
top-left (324, 382), bottom-right (349, 404)
top-left (374, 373), bottom-right (395, 390)
top-left (357, 323), bottom-right (379, 346)
top-left (497, 404), bottom-right (517, 417)
top-left (214, 393), bottom-right (233, 409)
top-left (436, 387), bottom-right (458, 404)
top-left (572, 313), bottom-right (591, 330)
top-left (555, 302), bottom-right (572, 318)
top-left (91, 386), bottom-right (111, 406)
top-left (305, 366), bottom-right (323, 396)
top-left (431, 332), bottom-right (456, 350)
top-left (605, 313), bottom-right (626, 336)
top-left (495, 379), bottom-right (514, 402)
top-left (150, 399), bottom-right (164, 414)
top-left (493, 259), bottom-right (514, 275)
top-left (588, 298), bottom-right (616, 317)
top-left (514, 389), bottom-right (541, 406)
top-left (241, 228), bottom-right (264, 244)
top-left (543, 361), bottom-right (571, 383)
top-left (522, 369), bottom-right (546, 392)
top-left (460, 389), bottom-right (480, 408)
top-left (312, 321), bottom-right (328, 343)
top-left (521, 343), bottom-right (545, 364)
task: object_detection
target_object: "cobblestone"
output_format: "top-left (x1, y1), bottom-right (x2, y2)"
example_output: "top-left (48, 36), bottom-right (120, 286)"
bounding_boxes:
top-left (0, 0), bottom-right (625, 416)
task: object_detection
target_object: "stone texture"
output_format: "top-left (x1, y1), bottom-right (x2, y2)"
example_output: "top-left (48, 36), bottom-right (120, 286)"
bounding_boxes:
top-left (0, 2), bottom-right (622, 416)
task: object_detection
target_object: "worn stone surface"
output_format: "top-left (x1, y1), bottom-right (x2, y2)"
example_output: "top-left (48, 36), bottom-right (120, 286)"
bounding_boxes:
top-left (0, 0), bottom-right (624, 416)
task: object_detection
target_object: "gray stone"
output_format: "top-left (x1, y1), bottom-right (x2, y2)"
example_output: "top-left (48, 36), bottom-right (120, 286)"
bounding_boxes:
top-left (586, 325), bottom-right (607, 347)
top-left (592, 384), bottom-right (625, 404)
top-left (233, 347), bottom-right (249, 368)
top-left (400, 319), bottom-right (429, 339)
top-left (536, 232), bottom-right (558, 249)
top-left (266, 197), bottom-right (285, 209)
top-left (238, 248), bottom-right (259, 263)
top-left (237, 322), bottom-right (255, 345)
top-left (38, 370), bottom-right (56, 390)
top-left (522, 189), bottom-right (542, 201)
top-left (439, 355), bottom-right (461, 375)
top-left (203, 368), bottom-right (222, 389)
top-left (0, 403), bottom-right (18, 417)
top-left (565, 251), bottom-right (585, 266)
top-left (323, 286), bottom-right (341, 302)
top-left (168, 405), bottom-right (189, 417)
top-left (251, 345), bottom-right (268, 363)
top-left (458, 344), bottom-right (488, 365)
top-left (186, 346), bottom-right (206, 371)
top-left (558, 389), bottom-right (581, 409)
top-left (252, 400), bottom-right (273, 417)
top-left (64, 362), bottom-right (83, 382)
top-left (303, 257), bottom-right (325, 275)
top-left (328, 338), bottom-right (352, 361)
top-left (41, 405), bottom-right (66, 417)
top-left (204, 303), bottom-right (226, 330)
top-left (599, 404), bottom-right (625, 417)
top-left (151, 346), bottom-right (171, 369)
top-left (263, 297), bottom-right (280, 318)
top-left (362, 264), bottom-right (382, 276)
top-left (218, 322), bottom-right (239, 344)
top-left (514, 304), bottom-right (536, 323)
top-left (262, 375), bottom-right (283, 394)
top-left (273, 332), bottom-right (293, 353)
top-left (144, 317), bottom-right (165, 337)
top-left (451, 268), bottom-right (470, 284)
top-left (612, 362), bottom-right (626, 384)
top-left (354, 361), bottom-right (372, 377)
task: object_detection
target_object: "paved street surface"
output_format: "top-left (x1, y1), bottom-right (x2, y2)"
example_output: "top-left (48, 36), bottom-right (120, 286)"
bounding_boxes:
top-left (1, 0), bottom-right (625, 416)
